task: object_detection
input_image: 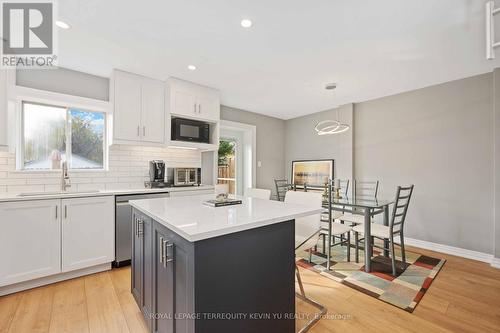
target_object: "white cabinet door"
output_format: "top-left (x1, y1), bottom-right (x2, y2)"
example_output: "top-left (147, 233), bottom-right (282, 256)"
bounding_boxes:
top-left (141, 77), bottom-right (165, 144)
top-left (171, 85), bottom-right (197, 118)
top-left (113, 70), bottom-right (142, 142)
top-left (61, 196), bottom-right (114, 272)
top-left (196, 87), bottom-right (220, 122)
top-left (0, 200), bottom-right (61, 287)
top-left (169, 189), bottom-right (214, 198)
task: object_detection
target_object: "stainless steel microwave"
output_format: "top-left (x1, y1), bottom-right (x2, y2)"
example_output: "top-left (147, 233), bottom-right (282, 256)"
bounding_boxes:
top-left (171, 117), bottom-right (210, 143)
top-left (174, 168), bottom-right (201, 186)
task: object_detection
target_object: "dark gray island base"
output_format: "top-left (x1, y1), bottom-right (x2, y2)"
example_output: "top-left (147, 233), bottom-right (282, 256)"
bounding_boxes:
top-left (132, 208), bottom-right (296, 333)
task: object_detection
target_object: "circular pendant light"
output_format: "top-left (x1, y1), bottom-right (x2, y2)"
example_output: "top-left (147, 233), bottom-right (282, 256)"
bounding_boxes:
top-left (315, 83), bottom-right (350, 135)
top-left (315, 120), bottom-right (340, 135)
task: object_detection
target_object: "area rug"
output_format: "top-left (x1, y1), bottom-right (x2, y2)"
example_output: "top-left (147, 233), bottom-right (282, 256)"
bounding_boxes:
top-left (296, 243), bottom-right (445, 313)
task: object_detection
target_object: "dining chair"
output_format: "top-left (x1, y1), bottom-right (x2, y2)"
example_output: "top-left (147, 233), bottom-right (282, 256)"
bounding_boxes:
top-left (244, 187), bottom-right (271, 200)
top-left (352, 185), bottom-right (414, 276)
top-left (274, 179), bottom-right (295, 201)
top-left (337, 180), bottom-right (379, 261)
top-left (338, 180), bottom-right (379, 225)
top-left (322, 179), bottom-right (349, 221)
top-left (285, 191), bottom-right (327, 333)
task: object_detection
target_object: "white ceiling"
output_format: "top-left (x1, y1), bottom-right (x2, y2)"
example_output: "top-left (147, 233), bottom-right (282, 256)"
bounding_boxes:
top-left (58, 0), bottom-right (500, 119)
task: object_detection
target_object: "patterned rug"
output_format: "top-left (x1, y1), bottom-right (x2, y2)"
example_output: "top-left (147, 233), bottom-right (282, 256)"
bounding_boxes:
top-left (296, 242), bottom-right (445, 312)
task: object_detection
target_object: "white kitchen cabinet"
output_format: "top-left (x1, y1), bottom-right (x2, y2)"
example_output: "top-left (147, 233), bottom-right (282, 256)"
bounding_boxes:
top-left (61, 196), bottom-right (114, 272)
top-left (113, 70), bottom-right (142, 142)
top-left (167, 77), bottom-right (220, 122)
top-left (0, 200), bottom-right (61, 287)
top-left (141, 77), bottom-right (165, 143)
top-left (112, 70), bottom-right (165, 145)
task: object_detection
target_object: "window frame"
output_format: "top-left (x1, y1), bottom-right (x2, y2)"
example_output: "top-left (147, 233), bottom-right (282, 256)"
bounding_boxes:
top-left (20, 101), bottom-right (108, 171)
top-left (12, 86), bottom-right (111, 172)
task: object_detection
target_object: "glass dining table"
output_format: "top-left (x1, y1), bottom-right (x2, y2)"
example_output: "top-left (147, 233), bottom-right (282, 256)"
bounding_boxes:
top-left (323, 196), bottom-right (394, 272)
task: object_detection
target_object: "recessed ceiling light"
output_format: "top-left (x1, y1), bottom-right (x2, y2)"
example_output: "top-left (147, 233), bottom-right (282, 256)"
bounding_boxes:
top-left (55, 20), bottom-right (71, 29)
top-left (187, 65), bottom-right (197, 71)
top-left (240, 19), bottom-right (252, 28)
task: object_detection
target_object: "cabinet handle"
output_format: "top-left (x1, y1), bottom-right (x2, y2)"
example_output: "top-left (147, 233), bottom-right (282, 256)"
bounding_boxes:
top-left (137, 126), bottom-right (140, 137)
top-left (194, 103), bottom-right (197, 114)
top-left (164, 240), bottom-right (174, 267)
top-left (55, 205), bottom-right (58, 220)
top-left (198, 104), bottom-right (201, 114)
top-left (159, 236), bottom-right (164, 264)
top-left (138, 220), bottom-right (144, 237)
top-left (143, 126), bottom-right (146, 137)
top-left (64, 205), bottom-right (67, 219)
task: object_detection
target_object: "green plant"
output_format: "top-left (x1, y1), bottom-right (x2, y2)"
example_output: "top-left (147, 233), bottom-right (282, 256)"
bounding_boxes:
top-left (218, 140), bottom-right (235, 165)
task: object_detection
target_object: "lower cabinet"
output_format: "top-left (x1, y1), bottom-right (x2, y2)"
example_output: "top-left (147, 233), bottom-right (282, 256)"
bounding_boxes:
top-left (0, 196), bottom-right (115, 289)
top-left (132, 208), bottom-right (195, 333)
top-left (132, 210), bottom-right (153, 329)
top-left (0, 199), bottom-right (61, 287)
top-left (62, 196), bottom-right (115, 272)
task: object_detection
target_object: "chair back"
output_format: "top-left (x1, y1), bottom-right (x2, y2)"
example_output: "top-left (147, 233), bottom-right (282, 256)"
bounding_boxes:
top-left (353, 180), bottom-right (379, 200)
top-left (390, 185), bottom-right (414, 233)
top-left (336, 179), bottom-right (350, 197)
top-left (274, 179), bottom-right (294, 201)
top-left (285, 191), bottom-right (322, 250)
top-left (244, 188), bottom-right (271, 200)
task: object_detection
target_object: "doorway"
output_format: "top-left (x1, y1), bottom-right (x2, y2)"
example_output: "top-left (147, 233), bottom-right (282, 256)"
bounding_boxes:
top-left (217, 138), bottom-right (237, 194)
top-left (215, 120), bottom-right (256, 196)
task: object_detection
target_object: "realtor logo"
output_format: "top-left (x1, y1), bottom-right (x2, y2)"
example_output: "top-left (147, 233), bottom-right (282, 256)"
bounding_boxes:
top-left (1, 0), bottom-right (57, 68)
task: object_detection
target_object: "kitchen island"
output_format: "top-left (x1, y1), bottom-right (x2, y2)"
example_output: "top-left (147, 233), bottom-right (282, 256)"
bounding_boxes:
top-left (130, 194), bottom-right (322, 333)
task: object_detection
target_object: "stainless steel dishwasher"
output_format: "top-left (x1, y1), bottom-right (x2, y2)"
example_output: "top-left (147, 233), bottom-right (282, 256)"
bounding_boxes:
top-left (114, 192), bottom-right (170, 267)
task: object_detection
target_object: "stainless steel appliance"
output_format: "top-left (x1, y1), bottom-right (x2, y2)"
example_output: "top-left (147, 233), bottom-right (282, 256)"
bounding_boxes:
top-left (173, 167), bottom-right (201, 186)
top-left (171, 117), bottom-right (210, 143)
top-left (149, 160), bottom-right (165, 182)
top-left (114, 192), bottom-right (170, 267)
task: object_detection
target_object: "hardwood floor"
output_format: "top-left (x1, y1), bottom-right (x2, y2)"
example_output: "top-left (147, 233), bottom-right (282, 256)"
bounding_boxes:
top-left (0, 246), bottom-right (499, 333)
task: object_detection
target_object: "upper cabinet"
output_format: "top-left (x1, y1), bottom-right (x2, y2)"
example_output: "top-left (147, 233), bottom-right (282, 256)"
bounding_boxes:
top-left (167, 77), bottom-right (220, 122)
top-left (111, 70), bottom-right (165, 145)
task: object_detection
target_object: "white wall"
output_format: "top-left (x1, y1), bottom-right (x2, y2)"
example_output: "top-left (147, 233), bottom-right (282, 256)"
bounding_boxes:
top-left (285, 104), bottom-right (353, 184)
top-left (494, 68), bottom-right (500, 259)
top-left (0, 68), bottom-right (202, 193)
top-left (0, 70), bottom-right (7, 146)
top-left (220, 105), bottom-right (286, 197)
top-left (354, 73), bottom-right (494, 254)
top-left (0, 145), bottom-right (200, 193)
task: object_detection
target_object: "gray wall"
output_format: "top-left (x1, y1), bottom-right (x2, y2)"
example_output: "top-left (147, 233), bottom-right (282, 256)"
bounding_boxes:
top-left (495, 69), bottom-right (500, 259)
top-left (16, 68), bottom-right (109, 101)
top-left (220, 105), bottom-right (286, 196)
top-left (354, 73), bottom-right (495, 254)
top-left (285, 104), bottom-right (353, 185)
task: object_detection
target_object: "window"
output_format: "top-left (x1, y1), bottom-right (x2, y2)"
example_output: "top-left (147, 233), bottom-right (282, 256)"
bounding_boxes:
top-left (22, 102), bottom-right (106, 170)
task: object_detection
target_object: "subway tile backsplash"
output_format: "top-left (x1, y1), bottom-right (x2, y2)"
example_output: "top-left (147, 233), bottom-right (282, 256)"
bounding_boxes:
top-left (0, 145), bottom-right (201, 193)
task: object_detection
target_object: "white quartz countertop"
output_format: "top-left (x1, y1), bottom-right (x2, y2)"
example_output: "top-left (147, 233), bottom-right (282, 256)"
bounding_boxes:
top-left (129, 194), bottom-right (323, 242)
top-left (0, 185), bottom-right (215, 202)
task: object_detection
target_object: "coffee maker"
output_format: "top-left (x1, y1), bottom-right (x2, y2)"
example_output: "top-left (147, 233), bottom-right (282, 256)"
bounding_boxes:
top-left (146, 160), bottom-right (168, 188)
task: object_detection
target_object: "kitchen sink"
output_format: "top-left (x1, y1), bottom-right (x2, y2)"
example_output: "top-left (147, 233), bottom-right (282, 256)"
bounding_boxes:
top-left (17, 190), bottom-right (101, 197)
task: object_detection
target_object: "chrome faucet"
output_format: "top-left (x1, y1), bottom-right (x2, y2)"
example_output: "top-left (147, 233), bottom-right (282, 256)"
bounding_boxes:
top-left (61, 161), bottom-right (71, 192)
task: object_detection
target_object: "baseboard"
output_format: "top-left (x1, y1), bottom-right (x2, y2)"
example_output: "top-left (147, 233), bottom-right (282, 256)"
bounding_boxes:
top-left (491, 257), bottom-right (500, 269)
top-left (0, 263), bottom-right (111, 296)
top-left (404, 237), bottom-right (499, 269)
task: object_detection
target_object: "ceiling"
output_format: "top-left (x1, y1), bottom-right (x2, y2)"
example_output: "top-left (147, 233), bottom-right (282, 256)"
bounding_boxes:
top-left (58, 0), bottom-right (500, 119)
